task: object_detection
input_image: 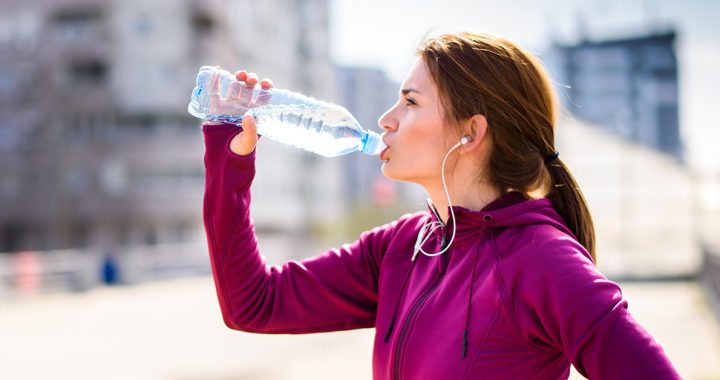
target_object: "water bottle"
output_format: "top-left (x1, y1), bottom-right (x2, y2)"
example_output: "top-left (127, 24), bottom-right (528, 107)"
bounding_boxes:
top-left (188, 65), bottom-right (386, 157)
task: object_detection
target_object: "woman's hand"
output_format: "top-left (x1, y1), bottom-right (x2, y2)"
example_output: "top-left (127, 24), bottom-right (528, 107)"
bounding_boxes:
top-left (225, 70), bottom-right (273, 156)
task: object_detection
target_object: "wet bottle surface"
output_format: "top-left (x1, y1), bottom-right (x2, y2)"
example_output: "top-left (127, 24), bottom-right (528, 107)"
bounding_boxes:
top-left (188, 66), bottom-right (385, 157)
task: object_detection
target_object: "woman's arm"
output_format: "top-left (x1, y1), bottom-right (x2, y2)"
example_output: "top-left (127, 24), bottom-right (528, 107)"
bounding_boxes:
top-left (202, 122), bottom-right (390, 334)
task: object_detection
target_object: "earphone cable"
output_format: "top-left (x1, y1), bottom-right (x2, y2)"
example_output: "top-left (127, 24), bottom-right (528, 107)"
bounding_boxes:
top-left (412, 140), bottom-right (463, 260)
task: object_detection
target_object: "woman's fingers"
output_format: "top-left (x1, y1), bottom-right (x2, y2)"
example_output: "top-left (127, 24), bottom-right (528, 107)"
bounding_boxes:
top-left (235, 70), bottom-right (251, 101)
top-left (256, 78), bottom-right (274, 105)
top-left (227, 81), bottom-right (242, 99)
top-left (260, 78), bottom-right (274, 89)
top-left (235, 70), bottom-right (248, 82)
top-left (232, 69), bottom-right (273, 105)
top-left (238, 72), bottom-right (258, 103)
top-left (245, 72), bottom-right (258, 85)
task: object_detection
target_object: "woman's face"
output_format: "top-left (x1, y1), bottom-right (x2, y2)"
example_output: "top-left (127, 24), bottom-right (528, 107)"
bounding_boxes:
top-left (378, 58), bottom-right (454, 186)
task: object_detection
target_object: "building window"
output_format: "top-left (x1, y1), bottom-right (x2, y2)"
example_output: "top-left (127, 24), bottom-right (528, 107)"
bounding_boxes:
top-left (1, 223), bottom-right (25, 252)
top-left (69, 60), bottom-right (108, 85)
top-left (144, 227), bottom-right (157, 246)
top-left (134, 15), bottom-right (153, 35)
top-left (657, 104), bottom-right (679, 155)
top-left (70, 221), bottom-right (90, 248)
top-left (191, 12), bottom-right (214, 36)
top-left (50, 7), bottom-right (104, 40)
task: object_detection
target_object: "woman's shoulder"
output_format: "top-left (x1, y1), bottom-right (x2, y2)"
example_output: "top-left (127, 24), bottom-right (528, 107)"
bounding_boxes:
top-left (350, 211), bottom-right (426, 244)
top-left (347, 211), bottom-right (428, 261)
top-left (493, 223), bottom-right (606, 303)
top-left (493, 222), bottom-right (593, 267)
top-left (361, 211), bottom-right (428, 240)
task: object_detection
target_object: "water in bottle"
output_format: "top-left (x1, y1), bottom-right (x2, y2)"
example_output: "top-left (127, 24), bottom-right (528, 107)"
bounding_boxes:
top-left (188, 66), bottom-right (386, 157)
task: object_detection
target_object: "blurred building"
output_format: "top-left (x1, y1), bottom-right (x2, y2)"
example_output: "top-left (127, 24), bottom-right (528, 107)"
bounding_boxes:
top-left (333, 66), bottom-right (426, 237)
top-left (0, 0), bottom-right (337, 253)
top-left (335, 66), bottom-right (416, 204)
top-left (550, 30), bottom-right (682, 161)
top-left (557, 116), bottom-right (697, 279)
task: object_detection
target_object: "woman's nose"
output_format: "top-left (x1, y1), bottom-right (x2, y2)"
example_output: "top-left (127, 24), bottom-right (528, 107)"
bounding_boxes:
top-left (378, 107), bottom-right (397, 132)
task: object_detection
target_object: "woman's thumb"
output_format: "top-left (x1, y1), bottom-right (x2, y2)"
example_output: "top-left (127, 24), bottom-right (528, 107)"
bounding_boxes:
top-left (241, 113), bottom-right (257, 136)
top-left (230, 114), bottom-right (259, 156)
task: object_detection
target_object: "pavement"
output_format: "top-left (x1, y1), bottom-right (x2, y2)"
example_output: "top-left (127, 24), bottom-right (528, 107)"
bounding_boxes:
top-left (0, 276), bottom-right (719, 380)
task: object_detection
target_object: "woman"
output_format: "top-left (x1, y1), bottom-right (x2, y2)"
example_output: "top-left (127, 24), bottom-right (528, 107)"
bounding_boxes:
top-left (201, 32), bottom-right (681, 379)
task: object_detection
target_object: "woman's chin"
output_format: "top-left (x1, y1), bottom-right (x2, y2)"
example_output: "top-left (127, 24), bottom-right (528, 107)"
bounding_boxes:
top-left (381, 163), bottom-right (397, 180)
top-left (381, 164), bottom-right (409, 183)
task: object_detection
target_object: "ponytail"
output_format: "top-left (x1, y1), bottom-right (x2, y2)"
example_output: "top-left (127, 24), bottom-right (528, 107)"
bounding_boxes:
top-left (545, 159), bottom-right (596, 262)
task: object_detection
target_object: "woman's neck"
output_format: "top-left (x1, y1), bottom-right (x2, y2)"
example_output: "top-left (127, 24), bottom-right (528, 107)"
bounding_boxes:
top-left (424, 174), bottom-right (502, 224)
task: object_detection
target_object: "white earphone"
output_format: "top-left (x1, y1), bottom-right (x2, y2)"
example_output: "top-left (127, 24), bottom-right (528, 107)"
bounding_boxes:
top-left (412, 134), bottom-right (473, 260)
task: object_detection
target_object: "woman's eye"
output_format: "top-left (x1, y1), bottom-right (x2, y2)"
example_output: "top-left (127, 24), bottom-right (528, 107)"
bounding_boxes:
top-left (405, 97), bottom-right (417, 106)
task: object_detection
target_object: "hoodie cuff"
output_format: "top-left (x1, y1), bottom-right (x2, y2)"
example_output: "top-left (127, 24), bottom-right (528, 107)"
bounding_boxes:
top-left (201, 121), bottom-right (238, 133)
top-left (225, 129), bottom-right (256, 167)
top-left (202, 122), bottom-right (256, 170)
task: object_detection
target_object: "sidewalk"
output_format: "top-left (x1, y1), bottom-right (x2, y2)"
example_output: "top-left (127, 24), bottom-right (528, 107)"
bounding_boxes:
top-left (0, 277), bottom-right (718, 380)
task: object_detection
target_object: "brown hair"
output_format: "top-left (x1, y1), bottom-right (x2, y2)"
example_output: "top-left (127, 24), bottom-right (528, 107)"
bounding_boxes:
top-left (418, 32), bottom-right (596, 262)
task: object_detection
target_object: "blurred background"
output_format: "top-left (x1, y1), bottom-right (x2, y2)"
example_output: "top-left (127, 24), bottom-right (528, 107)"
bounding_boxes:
top-left (0, 0), bottom-right (719, 379)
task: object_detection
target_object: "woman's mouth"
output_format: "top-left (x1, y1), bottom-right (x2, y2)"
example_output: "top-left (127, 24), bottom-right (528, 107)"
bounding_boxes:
top-left (379, 147), bottom-right (390, 161)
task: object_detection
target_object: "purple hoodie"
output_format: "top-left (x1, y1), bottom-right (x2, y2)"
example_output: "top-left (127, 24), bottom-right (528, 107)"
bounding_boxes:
top-left (202, 123), bottom-right (681, 379)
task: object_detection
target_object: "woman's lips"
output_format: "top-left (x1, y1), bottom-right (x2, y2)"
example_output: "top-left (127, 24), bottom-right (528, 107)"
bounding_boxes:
top-left (379, 147), bottom-right (390, 161)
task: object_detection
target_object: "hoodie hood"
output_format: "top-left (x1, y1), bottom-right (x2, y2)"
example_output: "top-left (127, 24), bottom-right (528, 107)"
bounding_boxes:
top-left (392, 191), bottom-right (576, 358)
top-left (425, 191), bottom-right (574, 246)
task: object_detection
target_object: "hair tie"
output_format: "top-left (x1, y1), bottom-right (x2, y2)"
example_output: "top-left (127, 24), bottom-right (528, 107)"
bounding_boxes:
top-left (544, 151), bottom-right (560, 164)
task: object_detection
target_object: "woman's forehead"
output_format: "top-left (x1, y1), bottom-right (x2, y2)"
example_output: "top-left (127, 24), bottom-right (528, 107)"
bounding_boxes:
top-left (401, 59), bottom-right (435, 95)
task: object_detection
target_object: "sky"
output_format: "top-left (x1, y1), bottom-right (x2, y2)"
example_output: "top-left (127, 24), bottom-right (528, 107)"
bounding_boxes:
top-left (328, 0), bottom-right (720, 177)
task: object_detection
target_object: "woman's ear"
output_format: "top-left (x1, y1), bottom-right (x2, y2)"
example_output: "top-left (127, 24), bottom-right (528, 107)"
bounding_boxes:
top-left (460, 114), bottom-right (489, 153)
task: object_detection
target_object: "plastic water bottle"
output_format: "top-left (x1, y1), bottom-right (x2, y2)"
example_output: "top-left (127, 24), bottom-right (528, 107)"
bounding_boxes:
top-left (188, 65), bottom-right (386, 157)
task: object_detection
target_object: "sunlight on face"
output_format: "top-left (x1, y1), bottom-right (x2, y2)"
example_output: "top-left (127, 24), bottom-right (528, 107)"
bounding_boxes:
top-left (377, 58), bottom-right (453, 187)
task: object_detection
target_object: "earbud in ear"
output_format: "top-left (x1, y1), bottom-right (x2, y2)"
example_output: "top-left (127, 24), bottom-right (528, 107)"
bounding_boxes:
top-left (460, 135), bottom-right (472, 145)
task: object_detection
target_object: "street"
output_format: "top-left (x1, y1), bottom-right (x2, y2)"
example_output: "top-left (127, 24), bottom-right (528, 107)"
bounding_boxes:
top-left (1, 276), bottom-right (719, 380)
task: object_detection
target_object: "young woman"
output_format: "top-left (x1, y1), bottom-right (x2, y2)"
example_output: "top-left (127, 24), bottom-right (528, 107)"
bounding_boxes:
top-left (201, 32), bottom-right (681, 379)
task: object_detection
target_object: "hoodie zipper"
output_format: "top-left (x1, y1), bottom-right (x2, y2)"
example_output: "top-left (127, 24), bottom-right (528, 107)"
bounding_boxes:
top-left (391, 254), bottom-right (447, 380)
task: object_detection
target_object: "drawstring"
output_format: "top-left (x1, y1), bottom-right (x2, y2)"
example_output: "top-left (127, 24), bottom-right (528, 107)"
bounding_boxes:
top-left (384, 258), bottom-right (417, 342)
top-left (462, 247), bottom-right (480, 358)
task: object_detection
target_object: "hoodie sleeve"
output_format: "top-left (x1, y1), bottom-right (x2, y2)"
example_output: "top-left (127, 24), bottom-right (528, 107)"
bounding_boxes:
top-left (514, 231), bottom-right (681, 379)
top-left (202, 123), bottom-right (388, 334)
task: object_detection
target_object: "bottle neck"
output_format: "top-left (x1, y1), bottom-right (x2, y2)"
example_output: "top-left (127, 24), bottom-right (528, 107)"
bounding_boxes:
top-left (360, 131), bottom-right (386, 155)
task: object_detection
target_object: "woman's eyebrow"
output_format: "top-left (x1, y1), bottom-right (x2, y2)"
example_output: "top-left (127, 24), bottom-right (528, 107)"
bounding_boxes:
top-left (401, 88), bottom-right (420, 96)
